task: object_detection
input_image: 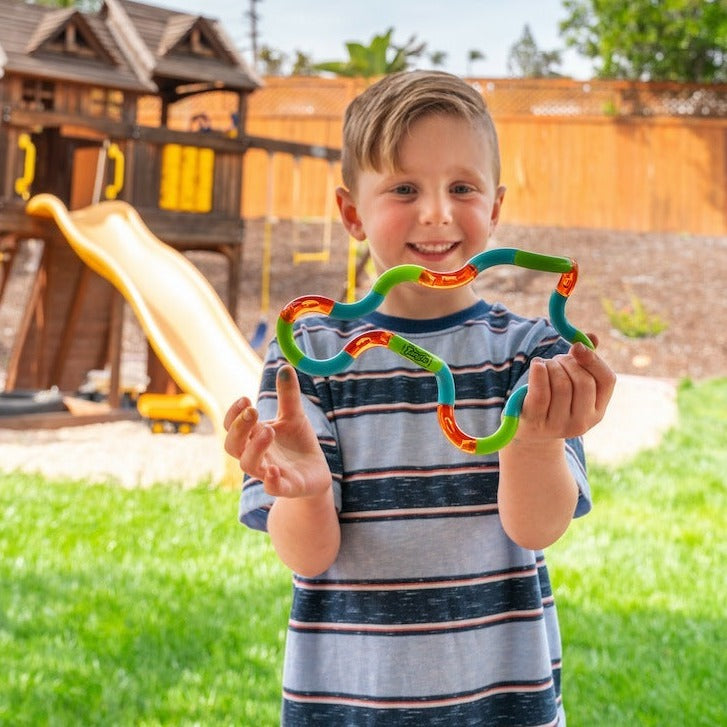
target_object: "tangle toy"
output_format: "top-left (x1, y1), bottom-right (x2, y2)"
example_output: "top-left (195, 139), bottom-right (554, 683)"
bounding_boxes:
top-left (277, 248), bottom-right (593, 455)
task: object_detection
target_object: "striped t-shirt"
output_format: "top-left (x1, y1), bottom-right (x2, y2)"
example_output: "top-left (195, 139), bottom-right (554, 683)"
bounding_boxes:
top-left (240, 300), bottom-right (590, 726)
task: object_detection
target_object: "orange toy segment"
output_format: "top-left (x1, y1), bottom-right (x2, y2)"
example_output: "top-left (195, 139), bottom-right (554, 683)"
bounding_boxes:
top-left (280, 295), bottom-right (335, 322)
top-left (344, 330), bottom-right (394, 357)
top-left (556, 262), bottom-right (579, 297)
top-left (437, 405), bottom-right (478, 454)
top-left (418, 264), bottom-right (478, 289)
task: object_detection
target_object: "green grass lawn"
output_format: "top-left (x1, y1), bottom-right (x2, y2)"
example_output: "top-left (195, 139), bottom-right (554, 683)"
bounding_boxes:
top-left (549, 378), bottom-right (727, 726)
top-left (0, 481), bottom-right (290, 725)
top-left (1, 378), bottom-right (726, 726)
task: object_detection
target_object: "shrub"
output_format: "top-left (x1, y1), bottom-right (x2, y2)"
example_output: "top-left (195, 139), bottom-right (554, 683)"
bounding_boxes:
top-left (601, 294), bottom-right (668, 338)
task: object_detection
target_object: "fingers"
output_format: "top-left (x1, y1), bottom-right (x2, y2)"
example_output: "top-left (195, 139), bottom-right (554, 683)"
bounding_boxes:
top-left (524, 355), bottom-right (581, 429)
top-left (570, 342), bottom-right (617, 413)
top-left (523, 341), bottom-right (616, 439)
top-left (224, 404), bottom-right (279, 483)
top-left (223, 395), bottom-right (251, 432)
top-left (237, 421), bottom-right (276, 476)
top-left (224, 402), bottom-right (259, 458)
top-left (521, 358), bottom-right (551, 420)
top-left (275, 365), bottom-right (304, 420)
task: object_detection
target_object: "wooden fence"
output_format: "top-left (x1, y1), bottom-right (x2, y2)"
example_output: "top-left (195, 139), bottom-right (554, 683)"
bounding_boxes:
top-left (161, 77), bottom-right (727, 235)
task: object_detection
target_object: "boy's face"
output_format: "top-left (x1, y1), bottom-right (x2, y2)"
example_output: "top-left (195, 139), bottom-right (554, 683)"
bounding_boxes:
top-left (337, 114), bottom-right (506, 318)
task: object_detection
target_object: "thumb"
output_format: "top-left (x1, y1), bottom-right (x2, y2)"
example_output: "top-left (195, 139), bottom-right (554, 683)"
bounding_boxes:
top-left (584, 331), bottom-right (599, 349)
top-left (275, 364), bottom-right (304, 420)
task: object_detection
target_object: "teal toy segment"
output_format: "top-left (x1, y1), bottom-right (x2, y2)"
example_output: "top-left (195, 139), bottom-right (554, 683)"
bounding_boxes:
top-left (503, 385), bottom-right (528, 417)
top-left (331, 291), bottom-right (384, 320)
top-left (469, 247), bottom-right (517, 272)
top-left (434, 366), bottom-right (456, 405)
top-left (548, 292), bottom-right (594, 348)
top-left (296, 350), bottom-right (354, 377)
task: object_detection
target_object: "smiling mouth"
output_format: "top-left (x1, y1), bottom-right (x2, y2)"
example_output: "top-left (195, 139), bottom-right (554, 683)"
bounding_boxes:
top-left (408, 241), bottom-right (459, 254)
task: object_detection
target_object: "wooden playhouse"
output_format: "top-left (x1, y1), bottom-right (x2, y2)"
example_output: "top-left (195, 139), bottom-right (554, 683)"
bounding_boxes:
top-left (0, 0), bottom-right (337, 425)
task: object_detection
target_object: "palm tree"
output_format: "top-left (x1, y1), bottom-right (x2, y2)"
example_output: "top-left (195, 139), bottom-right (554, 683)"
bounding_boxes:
top-left (257, 45), bottom-right (287, 76)
top-left (290, 50), bottom-right (316, 76)
top-left (507, 25), bottom-right (562, 78)
top-left (429, 50), bottom-right (448, 69)
top-left (314, 28), bottom-right (427, 77)
top-left (466, 49), bottom-right (486, 76)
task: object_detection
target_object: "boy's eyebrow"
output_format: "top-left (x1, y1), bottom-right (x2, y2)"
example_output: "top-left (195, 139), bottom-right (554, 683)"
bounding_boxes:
top-left (391, 164), bottom-right (491, 181)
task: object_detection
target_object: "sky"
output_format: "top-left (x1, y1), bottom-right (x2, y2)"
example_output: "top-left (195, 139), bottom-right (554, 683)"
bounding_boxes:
top-left (151, 0), bottom-right (595, 79)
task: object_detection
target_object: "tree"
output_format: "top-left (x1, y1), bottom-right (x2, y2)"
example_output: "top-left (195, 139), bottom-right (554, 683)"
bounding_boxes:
top-left (257, 45), bottom-right (286, 76)
top-left (507, 25), bottom-right (562, 77)
top-left (560, 0), bottom-right (727, 82)
top-left (290, 50), bottom-right (316, 76)
top-left (314, 28), bottom-right (427, 77)
top-left (428, 50), bottom-right (448, 69)
top-left (466, 49), bottom-right (486, 76)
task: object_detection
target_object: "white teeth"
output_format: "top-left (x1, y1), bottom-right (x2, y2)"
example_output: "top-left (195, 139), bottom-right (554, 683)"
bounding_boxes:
top-left (411, 242), bottom-right (456, 253)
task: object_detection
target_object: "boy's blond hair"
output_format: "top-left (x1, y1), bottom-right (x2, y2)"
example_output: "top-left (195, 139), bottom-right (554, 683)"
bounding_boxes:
top-left (341, 70), bottom-right (501, 192)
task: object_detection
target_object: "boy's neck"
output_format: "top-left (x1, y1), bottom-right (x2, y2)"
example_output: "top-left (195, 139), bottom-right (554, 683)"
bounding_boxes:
top-left (377, 284), bottom-right (481, 320)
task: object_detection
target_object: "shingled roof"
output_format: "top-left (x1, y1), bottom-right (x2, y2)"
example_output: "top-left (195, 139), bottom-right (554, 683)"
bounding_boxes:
top-left (0, 0), bottom-right (152, 92)
top-left (107, 0), bottom-right (260, 98)
top-left (0, 0), bottom-right (260, 97)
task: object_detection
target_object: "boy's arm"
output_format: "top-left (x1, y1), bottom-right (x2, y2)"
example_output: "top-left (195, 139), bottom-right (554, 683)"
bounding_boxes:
top-left (497, 341), bottom-right (615, 550)
top-left (225, 366), bottom-right (341, 577)
top-left (267, 486), bottom-right (340, 577)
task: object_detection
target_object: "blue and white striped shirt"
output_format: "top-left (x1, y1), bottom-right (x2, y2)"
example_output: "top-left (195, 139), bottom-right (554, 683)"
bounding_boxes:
top-left (240, 300), bottom-right (589, 726)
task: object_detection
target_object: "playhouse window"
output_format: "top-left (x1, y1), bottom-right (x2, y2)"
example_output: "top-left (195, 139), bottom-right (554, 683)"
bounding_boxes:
top-left (47, 23), bottom-right (95, 59)
top-left (21, 79), bottom-right (55, 111)
top-left (85, 88), bottom-right (124, 121)
top-left (179, 27), bottom-right (215, 58)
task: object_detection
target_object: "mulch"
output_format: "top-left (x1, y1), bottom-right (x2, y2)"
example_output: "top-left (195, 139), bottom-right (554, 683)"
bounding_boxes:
top-left (2, 219), bottom-right (725, 387)
top-left (220, 219), bottom-right (726, 382)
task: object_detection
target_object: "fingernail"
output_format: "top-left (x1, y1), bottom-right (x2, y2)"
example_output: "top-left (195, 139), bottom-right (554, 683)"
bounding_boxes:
top-left (242, 407), bottom-right (254, 421)
top-left (278, 366), bottom-right (292, 382)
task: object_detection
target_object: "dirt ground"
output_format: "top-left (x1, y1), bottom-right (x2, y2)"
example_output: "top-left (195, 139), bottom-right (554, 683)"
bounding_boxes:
top-left (1, 219), bottom-right (725, 388)
top-left (226, 219), bottom-right (726, 382)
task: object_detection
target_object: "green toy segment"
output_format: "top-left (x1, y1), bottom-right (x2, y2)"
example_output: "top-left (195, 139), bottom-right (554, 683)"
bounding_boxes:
top-left (372, 265), bottom-right (424, 296)
top-left (513, 250), bottom-right (574, 273)
top-left (276, 318), bottom-right (304, 366)
top-left (388, 335), bottom-right (444, 373)
top-left (475, 415), bottom-right (520, 455)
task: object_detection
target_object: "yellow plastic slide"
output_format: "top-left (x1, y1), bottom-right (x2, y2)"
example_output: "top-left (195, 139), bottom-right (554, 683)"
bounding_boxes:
top-left (26, 194), bottom-right (263, 478)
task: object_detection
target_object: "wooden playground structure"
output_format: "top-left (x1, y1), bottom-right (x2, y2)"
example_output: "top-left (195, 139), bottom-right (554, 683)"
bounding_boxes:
top-left (0, 0), bottom-right (340, 429)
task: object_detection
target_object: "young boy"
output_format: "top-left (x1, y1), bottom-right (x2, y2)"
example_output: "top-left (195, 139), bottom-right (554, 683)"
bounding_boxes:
top-left (225, 70), bottom-right (615, 725)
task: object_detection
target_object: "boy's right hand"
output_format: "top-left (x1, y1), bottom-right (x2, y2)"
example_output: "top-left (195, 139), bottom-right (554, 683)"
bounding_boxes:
top-left (223, 365), bottom-right (331, 499)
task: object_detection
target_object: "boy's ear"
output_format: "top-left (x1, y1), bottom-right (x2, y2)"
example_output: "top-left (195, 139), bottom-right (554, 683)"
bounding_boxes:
top-left (336, 186), bottom-right (367, 241)
top-left (489, 185), bottom-right (507, 234)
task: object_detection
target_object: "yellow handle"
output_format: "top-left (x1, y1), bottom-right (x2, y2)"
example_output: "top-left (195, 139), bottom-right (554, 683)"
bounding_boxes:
top-left (105, 142), bottom-right (125, 199)
top-left (14, 133), bottom-right (37, 201)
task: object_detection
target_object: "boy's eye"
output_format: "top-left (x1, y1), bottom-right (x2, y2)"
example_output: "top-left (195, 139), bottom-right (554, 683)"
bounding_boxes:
top-left (451, 183), bottom-right (475, 194)
top-left (392, 184), bottom-right (416, 195)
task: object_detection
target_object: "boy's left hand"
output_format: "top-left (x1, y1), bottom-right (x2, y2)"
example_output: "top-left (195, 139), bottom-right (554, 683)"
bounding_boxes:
top-left (517, 334), bottom-right (616, 442)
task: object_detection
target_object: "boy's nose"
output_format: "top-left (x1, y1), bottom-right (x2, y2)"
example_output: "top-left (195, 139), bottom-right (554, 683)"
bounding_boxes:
top-left (419, 191), bottom-right (453, 225)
